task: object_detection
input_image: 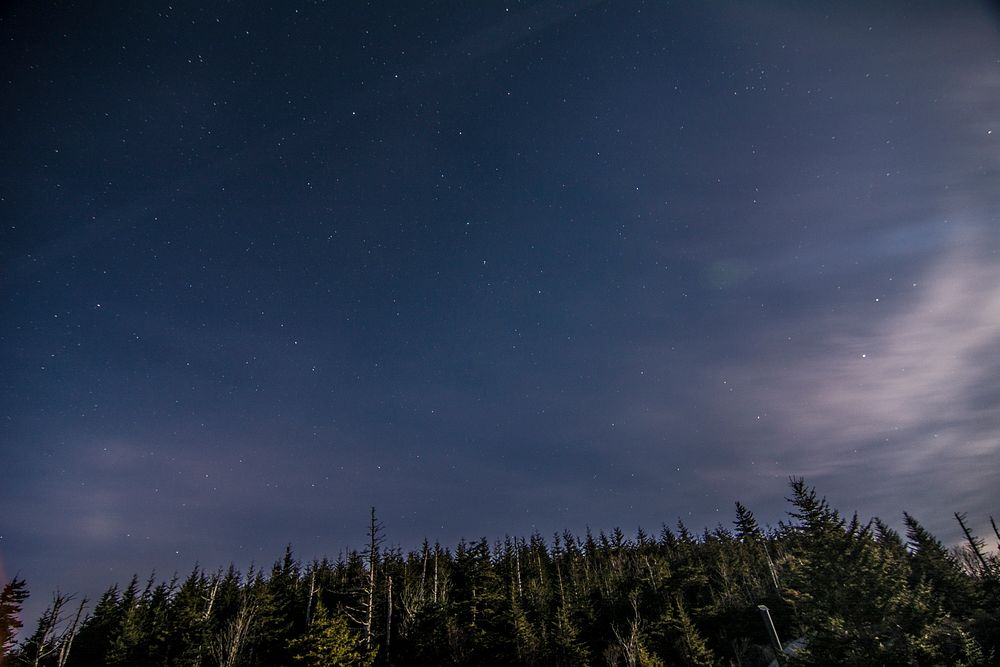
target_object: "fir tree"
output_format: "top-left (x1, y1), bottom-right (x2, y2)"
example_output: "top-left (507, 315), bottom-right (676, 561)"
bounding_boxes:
top-left (904, 512), bottom-right (974, 616)
top-left (288, 601), bottom-right (373, 667)
top-left (0, 577), bottom-right (29, 659)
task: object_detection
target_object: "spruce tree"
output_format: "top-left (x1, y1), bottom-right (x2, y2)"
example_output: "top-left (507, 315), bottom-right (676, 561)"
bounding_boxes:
top-left (288, 601), bottom-right (373, 667)
top-left (0, 577), bottom-right (29, 659)
top-left (67, 585), bottom-right (123, 666)
top-left (904, 513), bottom-right (974, 616)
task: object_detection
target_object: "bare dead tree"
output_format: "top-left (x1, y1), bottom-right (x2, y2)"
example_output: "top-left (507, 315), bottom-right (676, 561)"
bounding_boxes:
top-left (433, 545), bottom-right (439, 604)
top-left (385, 574), bottom-right (393, 661)
top-left (610, 594), bottom-right (645, 667)
top-left (420, 540), bottom-right (429, 604)
top-left (955, 512), bottom-right (989, 574)
top-left (21, 592), bottom-right (76, 667)
top-left (55, 596), bottom-right (87, 667)
top-left (346, 507), bottom-right (383, 652)
top-left (203, 575), bottom-right (220, 623)
top-left (514, 537), bottom-right (523, 599)
top-left (304, 569), bottom-right (316, 627)
top-left (211, 593), bottom-right (257, 667)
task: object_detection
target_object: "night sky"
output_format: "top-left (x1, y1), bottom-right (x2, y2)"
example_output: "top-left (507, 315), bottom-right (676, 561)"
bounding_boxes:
top-left (3, 1), bottom-right (999, 625)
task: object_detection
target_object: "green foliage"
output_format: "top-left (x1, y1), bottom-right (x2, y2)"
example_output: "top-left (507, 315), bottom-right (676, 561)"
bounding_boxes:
top-left (905, 512), bottom-right (975, 615)
top-left (252, 545), bottom-right (306, 666)
top-left (11, 485), bottom-right (999, 666)
top-left (734, 501), bottom-right (762, 541)
top-left (289, 601), bottom-right (373, 667)
top-left (0, 577), bottom-right (29, 658)
top-left (67, 584), bottom-right (124, 665)
top-left (162, 568), bottom-right (213, 666)
top-left (784, 479), bottom-right (988, 666)
top-left (670, 598), bottom-right (715, 667)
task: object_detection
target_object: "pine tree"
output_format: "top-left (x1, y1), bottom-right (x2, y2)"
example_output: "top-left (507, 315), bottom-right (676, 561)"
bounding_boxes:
top-left (163, 567), bottom-right (212, 666)
top-left (734, 502), bottom-right (761, 541)
top-left (0, 577), bottom-right (29, 659)
top-left (951, 513), bottom-right (1000, 661)
top-left (649, 596), bottom-right (714, 667)
top-left (254, 545), bottom-right (306, 666)
top-left (12, 481), bottom-right (993, 666)
top-left (288, 601), bottom-right (373, 667)
top-left (904, 513), bottom-right (974, 616)
top-left (447, 537), bottom-right (515, 663)
top-left (783, 479), bottom-right (984, 665)
top-left (135, 577), bottom-right (173, 665)
top-left (106, 575), bottom-right (145, 665)
top-left (67, 584), bottom-right (122, 666)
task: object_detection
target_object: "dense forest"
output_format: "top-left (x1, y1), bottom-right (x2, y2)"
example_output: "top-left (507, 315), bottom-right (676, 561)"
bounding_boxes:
top-left (2, 479), bottom-right (997, 666)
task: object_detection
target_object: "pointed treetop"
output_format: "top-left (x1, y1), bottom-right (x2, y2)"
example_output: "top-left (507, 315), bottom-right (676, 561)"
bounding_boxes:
top-left (734, 501), bottom-right (762, 540)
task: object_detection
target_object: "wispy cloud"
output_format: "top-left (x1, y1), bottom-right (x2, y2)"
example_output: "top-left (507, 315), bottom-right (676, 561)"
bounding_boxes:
top-left (713, 227), bottom-right (1000, 528)
top-left (791, 237), bottom-right (994, 450)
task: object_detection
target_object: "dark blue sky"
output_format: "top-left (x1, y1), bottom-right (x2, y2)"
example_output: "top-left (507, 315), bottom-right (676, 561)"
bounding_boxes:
top-left (3, 1), bottom-right (999, 625)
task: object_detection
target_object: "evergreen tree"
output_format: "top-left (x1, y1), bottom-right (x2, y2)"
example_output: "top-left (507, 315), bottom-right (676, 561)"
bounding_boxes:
top-left (952, 513), bottom-right (1000, 661)
top-left (163, 568), bottom-right (212, 666)
top-left (784, 479), bottom-right (984, 665)
top-left (136, 577), bottom-right (174, 666)
top-left (904, 513), bottom-right (974, 616)
top-left (253, 546), bottom-right (305, 666)
top-left (734, 502), bottom-right (761, 541)
top-left (0, 578), bottom-right (29, 659)
top-left (288, 601), bottom-right (373, 667)
top-left (67, 585), bottom-right (122, 666)
top-left (105, 575), bottom-right (145, 666)
top-left (671, 597), bottom-right (715, 667)
top-left (448, 538), bottom-right (515, 664)
top-left (14, 480), bottom-right (993, 666)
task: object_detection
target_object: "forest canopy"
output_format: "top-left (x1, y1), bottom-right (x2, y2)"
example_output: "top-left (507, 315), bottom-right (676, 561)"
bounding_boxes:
top-left (3, 479), bottom-right (998, 666)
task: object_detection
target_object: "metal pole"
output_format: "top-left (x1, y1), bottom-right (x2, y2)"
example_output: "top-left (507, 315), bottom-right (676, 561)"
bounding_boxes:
top-left (386, 575), bottom-right (392, 661)
top-left (757, 604), bottom-right (784, 665)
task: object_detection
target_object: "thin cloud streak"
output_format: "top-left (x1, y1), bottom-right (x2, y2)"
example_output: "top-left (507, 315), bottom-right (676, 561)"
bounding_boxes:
top-left (714, 227), bottom-right (1000, 531)
top-left (783, 234), bottom-right (997, 460)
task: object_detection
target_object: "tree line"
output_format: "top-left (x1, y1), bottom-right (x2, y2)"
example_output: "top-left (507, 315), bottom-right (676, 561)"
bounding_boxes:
top-left (2, 479), bottom-right (998, 666)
